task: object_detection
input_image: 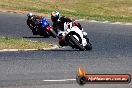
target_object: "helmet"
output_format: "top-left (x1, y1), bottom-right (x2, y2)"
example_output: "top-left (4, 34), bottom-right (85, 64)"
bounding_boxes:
top-left (27, 13), bottom-right (33, 18)
top-left (51, 11), bottom-right (60, 22)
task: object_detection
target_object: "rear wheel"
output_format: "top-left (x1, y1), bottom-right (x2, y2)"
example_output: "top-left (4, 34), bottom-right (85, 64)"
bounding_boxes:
top-left (69, 34), bottom-right (85, 51)
top-left (32, 30), bottom-right (38, 35)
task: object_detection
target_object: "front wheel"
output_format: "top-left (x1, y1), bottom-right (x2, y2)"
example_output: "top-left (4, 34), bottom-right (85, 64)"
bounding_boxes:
top-left (69, 34), bottom-right (85, 51)
top-left (32, 30), bottom-right (38, 35)
top-left (48, 29), bottom-right (56, 38)
top-left (85, 42), bottom-right (92, 50)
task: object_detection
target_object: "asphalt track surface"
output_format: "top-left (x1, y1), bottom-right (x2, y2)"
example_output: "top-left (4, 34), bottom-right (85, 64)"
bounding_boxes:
top-left (0, 12), bottom-right (132, 88)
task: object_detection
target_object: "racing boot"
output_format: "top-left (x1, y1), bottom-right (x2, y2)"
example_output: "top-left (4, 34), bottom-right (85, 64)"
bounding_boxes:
top-left (59, 37), bottom-right (68, 47)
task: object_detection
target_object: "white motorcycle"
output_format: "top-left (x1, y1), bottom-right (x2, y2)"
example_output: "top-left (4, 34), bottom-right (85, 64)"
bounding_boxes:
top-left (58, 22), bottom-right (92, 51)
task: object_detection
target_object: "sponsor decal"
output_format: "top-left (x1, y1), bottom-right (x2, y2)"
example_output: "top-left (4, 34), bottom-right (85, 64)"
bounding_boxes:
top-left (76, 67), bottom-right (131, 85)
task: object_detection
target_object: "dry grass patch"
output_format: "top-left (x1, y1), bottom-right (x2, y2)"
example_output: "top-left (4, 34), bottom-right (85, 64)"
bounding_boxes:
top-left (0, 36), bottom-right (51, 49)
top-left (1, 0), bottom-right (132, 22)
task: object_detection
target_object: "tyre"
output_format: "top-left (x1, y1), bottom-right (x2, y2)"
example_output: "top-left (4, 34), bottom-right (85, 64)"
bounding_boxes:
top-left (32, 30), bottom-right (38, 35)
top-left (48, 29), bottom-right (56, 38)
top-left (85, 42), bottom-right (92, 50)
top-left (65, 36), bottom-right (75, 48)
top-left (40, 33), bottom-right (50, 38)
top-left (69, 34), bottom-right (85, 51)
top-left (39, 28), bottom-right (50, 38)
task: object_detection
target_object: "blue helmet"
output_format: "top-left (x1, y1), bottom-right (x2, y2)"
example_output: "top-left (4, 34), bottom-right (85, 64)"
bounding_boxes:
top-left (51, 11), bottom-right (60, 22)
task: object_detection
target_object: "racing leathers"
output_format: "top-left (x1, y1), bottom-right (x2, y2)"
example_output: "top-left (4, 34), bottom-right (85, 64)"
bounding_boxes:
top-left (52, 16), bottom-right (84, 46)
top-left (27, 15), bottom-right (42, 35)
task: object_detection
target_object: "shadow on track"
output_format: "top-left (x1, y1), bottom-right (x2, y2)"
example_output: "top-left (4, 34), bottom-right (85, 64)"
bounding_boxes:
top-left (23, 36), bottom-right (49, 38)
top-left (41, 49), bottom-right (80, 51)
top-left (38, 48), bottom-right (92, 52)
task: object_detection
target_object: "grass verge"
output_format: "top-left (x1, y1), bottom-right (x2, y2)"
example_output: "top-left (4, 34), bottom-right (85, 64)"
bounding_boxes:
top-left (1, 0), bottom-right (132, 22)
top-left (0, 36), bottom-right (51, 49)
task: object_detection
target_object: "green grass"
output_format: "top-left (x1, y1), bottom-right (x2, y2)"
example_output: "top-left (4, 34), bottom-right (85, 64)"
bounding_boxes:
top-left (1, 0), bottom-right (132, 22)
top-left (0, 36), bottom-right (51, 49)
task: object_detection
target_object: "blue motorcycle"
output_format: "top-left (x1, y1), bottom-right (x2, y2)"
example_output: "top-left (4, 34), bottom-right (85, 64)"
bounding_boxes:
top-left (27, 16), bottom-right (56, 38)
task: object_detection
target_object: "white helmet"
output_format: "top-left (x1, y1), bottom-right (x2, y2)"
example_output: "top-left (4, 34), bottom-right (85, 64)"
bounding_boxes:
top-left (27, 13), bottom-right (33, 17)
top-left (51, 11), bottom-right (60, 22)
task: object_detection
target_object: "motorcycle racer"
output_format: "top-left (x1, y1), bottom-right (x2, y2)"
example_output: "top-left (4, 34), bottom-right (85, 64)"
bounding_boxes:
top-left (27, 13), bottom-right (43, 35)
top-left (51, 11), bottom-right (83, 33)
top-left (51, 11), bottom-right (89, 47)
